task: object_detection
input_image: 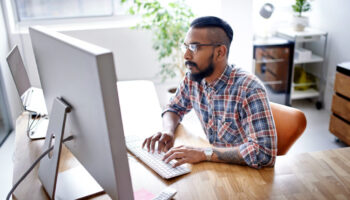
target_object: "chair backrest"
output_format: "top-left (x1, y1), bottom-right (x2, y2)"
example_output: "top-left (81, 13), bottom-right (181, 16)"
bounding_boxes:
top-left (270, 102), bottom-right (307, 155)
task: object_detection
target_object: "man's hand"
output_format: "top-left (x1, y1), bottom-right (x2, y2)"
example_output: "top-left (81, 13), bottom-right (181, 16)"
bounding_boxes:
top-left (162, 145), bottom-right (206, 167)
top-left (142, 132), bottom-right (174, 153)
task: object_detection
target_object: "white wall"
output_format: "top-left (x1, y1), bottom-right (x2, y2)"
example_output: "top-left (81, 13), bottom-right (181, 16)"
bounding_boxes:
top-left (10, 27), bottom-right (160, 88)
top-left (64, 28), bottom-right (159, 81)
top-left (0, 3), bottom-right (22, 125)
top-left (221, 0), bottom-right (253, 72)
top-left (8, 0), bottom-right (254, 88)
top-left (253, 0), bottom-right (294, 36)
top-left (309, 0), bottom-right (350, 111)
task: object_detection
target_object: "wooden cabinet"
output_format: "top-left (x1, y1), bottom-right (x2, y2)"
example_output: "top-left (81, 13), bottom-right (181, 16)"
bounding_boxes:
top-left (329, 63), bottom-right (350, 145)
top-left (253, 38), bottom-right (294, 106)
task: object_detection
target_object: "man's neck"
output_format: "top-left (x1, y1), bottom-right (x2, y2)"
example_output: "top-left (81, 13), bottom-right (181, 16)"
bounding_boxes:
top-left (205, 62), bottom-right (227, 83)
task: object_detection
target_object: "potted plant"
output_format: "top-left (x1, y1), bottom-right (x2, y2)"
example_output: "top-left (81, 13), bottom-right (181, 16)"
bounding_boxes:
top-left (121, 0), bottom-right (195, 83)
top-left (292, 0), bottom-right (311, 31)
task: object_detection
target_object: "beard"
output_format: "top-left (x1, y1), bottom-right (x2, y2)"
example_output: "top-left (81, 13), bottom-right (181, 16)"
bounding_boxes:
top-left (186, 54), bottom-right (215, 83)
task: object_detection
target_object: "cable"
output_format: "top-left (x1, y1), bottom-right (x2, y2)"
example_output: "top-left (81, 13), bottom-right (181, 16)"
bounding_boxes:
top-left (26, 113), bottom-right (38, 135)
top-left (6, 135), bottom-right (74, 200)
top-left (26, 117), bottom-right (41, 139)
top-left (26, 112), bottom-right (47, 139)
top-left (28, 113), bottom-right (40, 130)
top-left (29, 117), bottom-right (41, 131)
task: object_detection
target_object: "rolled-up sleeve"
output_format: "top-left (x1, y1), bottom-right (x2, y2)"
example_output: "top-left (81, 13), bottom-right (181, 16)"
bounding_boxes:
top-left (162, 75), bottom-right (193, 121)
top-left (239, 88), bottom-right (277, 169)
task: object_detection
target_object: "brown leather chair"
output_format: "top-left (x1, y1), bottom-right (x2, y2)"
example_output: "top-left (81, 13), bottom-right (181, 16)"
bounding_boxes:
top-left (270, 102), bottom-right (307, 155)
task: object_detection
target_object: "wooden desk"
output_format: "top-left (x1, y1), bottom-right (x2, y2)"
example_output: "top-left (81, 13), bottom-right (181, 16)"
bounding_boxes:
top-left (12, 81), bottom-right (350, 199)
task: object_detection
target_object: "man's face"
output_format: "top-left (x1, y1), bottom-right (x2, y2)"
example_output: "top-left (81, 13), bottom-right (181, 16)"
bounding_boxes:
top-left (183, 28), bottom-right (216, 82)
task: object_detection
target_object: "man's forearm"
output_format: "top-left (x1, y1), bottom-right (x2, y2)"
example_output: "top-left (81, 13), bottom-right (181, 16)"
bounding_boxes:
top-left (162, 111), bottom-right (181, 135)
top-left (211, 147), bottom-right (246, 165)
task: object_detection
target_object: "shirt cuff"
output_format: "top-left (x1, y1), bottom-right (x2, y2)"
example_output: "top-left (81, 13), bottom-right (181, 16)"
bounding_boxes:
top-left (161, 108), bottom-right (184, 121)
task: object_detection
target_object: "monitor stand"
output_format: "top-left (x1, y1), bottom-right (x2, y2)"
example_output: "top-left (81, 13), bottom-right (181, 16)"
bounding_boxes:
top-left (27, 116), bottom-right (49, 140)
top-left (38, 98), bottom-right (103, 199)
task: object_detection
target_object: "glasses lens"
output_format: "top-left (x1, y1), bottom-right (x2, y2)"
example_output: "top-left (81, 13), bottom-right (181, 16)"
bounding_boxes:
top-left (189, 44), bottom-right (197, 53)
top-left (181, 43), bottom-right (199, 53)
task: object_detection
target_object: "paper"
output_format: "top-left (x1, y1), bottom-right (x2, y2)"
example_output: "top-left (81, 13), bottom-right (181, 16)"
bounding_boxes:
top-left (134, 189), bottom-right (155, 200)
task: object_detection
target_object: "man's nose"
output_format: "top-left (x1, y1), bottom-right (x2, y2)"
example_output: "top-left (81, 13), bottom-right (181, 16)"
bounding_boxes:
top-left (183, 48), bottom-right (192, 61)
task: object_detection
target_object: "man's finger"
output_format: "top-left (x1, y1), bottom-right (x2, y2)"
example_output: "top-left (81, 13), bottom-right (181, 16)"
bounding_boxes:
top-left (157, 134), bottom-right (168, 153)
top-left (158, 134), bottom-right (167, 143)
top-left (163, 147), bottom-right (185, 160)
top-left (142, 137), bottom-right (149, 149)
top-left (150, 133), bottom-right (161, 153)
top-left (172, 145), bottom-right (184, 150)
top-left (168, 146), bottom-right (186, 153)
top-left (164, 152), bottom-right (185, 163)
top-left (159, 134), bottom-right (174, 153)
top-left (163, 148), bottom-right (176, 160)
top-left (164, 141), bottom-right (173, 152)
top-left (145, 138), bottom-right (152, 152)
top-left (166, 145), bottom-right (179, 152)
top-left (173, 158), bottom-right (187, 168)
top-left (157, 141), bottom-right (165, 154)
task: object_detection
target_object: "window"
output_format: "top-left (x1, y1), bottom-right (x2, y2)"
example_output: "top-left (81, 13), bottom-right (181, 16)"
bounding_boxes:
top-left (14, 0), bottom-right (114, 21)
top-left (0, 70), bottom-right (13, 146)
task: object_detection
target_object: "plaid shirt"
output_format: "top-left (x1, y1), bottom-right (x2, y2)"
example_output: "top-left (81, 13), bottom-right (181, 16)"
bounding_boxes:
top-left (163, 65), bottom-right (277, 168)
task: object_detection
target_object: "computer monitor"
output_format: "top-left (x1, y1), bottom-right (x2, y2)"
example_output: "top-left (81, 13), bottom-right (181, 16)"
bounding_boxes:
top-left (29, 26), bottom-right (133, 199)
top-left (6, 46), bottom-right (48, 140)
top-left (6, 46), bottom-right (31, 96)
top-left (6, 45), bottom-right (47, 116)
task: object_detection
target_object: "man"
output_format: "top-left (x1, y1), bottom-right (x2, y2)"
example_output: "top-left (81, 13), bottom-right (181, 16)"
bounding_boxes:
top-left (143, 16), bottom-right (277, 169)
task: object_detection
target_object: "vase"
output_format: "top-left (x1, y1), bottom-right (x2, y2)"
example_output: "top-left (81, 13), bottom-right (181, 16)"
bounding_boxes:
top-left (293, 16), bottom-right (309, 32)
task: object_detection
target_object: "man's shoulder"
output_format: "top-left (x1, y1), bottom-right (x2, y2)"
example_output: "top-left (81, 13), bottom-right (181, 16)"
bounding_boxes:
top-left (229, 66), bottom-right (265, 91)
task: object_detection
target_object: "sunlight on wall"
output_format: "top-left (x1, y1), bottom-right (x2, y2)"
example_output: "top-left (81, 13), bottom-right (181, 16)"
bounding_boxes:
top-left (253, 0), bottom-right (296, 38)
top-left (187, 0), bottom-right (222, 17)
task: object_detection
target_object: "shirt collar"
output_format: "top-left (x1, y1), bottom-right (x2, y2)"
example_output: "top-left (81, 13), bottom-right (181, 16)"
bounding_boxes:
top-left (203, 65), bottom-right (233, 92)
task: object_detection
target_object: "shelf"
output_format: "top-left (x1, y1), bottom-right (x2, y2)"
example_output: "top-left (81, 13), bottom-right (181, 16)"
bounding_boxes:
top-left (293, 82), bottom-right (317, 87)
top-left (294, 54), bottom-right (323, 64)
top-left (275, 27), bottom-right (327, 104)
top-left (253, 37), bottom-right (289, 46)
top-left (255, 58), bottom-right (285, 64)
top-left (291, 88), bottom-right (319, 100)
top-left (264, 80), bottom-right (283, 85)
top-left (276, 28), bottom-right (327, 42)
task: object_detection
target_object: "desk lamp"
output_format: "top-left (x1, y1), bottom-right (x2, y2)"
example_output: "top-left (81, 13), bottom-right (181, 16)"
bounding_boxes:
top-left (258, 3), bottom-right (274, 39)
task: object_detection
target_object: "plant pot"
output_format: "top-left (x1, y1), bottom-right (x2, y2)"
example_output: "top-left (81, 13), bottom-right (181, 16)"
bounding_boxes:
top-left (293, 16), bottom-right (309, 32)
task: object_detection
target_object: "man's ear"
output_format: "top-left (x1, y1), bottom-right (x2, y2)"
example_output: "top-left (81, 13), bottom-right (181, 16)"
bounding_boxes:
top-left (216, 45), bottom-right (227, 61)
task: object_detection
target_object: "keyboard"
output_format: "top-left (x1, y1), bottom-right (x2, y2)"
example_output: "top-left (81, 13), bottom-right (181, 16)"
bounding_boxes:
top-left (125, 135), bottom-right (191, 179)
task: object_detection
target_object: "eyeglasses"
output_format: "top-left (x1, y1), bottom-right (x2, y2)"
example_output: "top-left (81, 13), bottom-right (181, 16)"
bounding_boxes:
top-left (181, 43), bottom-right (223, 54)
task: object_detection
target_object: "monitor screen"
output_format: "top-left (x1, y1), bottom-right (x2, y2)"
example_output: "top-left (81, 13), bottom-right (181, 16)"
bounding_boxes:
top-left (29, 26), bottom-right (133, 199)
top-left (6, 45), bottom-right (31, 97)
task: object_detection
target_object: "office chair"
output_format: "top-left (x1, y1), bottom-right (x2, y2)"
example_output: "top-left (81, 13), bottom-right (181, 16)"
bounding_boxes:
top-left (270, 102), bottom-right (307, 155)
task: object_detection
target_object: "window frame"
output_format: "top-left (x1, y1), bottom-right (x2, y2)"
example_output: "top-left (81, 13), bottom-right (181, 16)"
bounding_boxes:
top-left (13, 0), bottom-right (116, 22)
top-left (4, 0), bottom-right (137, 33)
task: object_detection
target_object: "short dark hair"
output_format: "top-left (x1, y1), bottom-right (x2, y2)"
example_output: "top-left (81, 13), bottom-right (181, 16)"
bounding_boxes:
top-left (190, 16), bottom-right (233, 42)
top-left (190, 16), bottom-right (233, 56)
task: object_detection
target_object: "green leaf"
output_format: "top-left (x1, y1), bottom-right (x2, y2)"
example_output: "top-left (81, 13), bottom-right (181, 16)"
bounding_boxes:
top-left (292, 0), bottom-right (311, 16)
top-left (128, 7), bottom-right (135, 15)
top-left (121, 0), bottom-right (195, 81)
